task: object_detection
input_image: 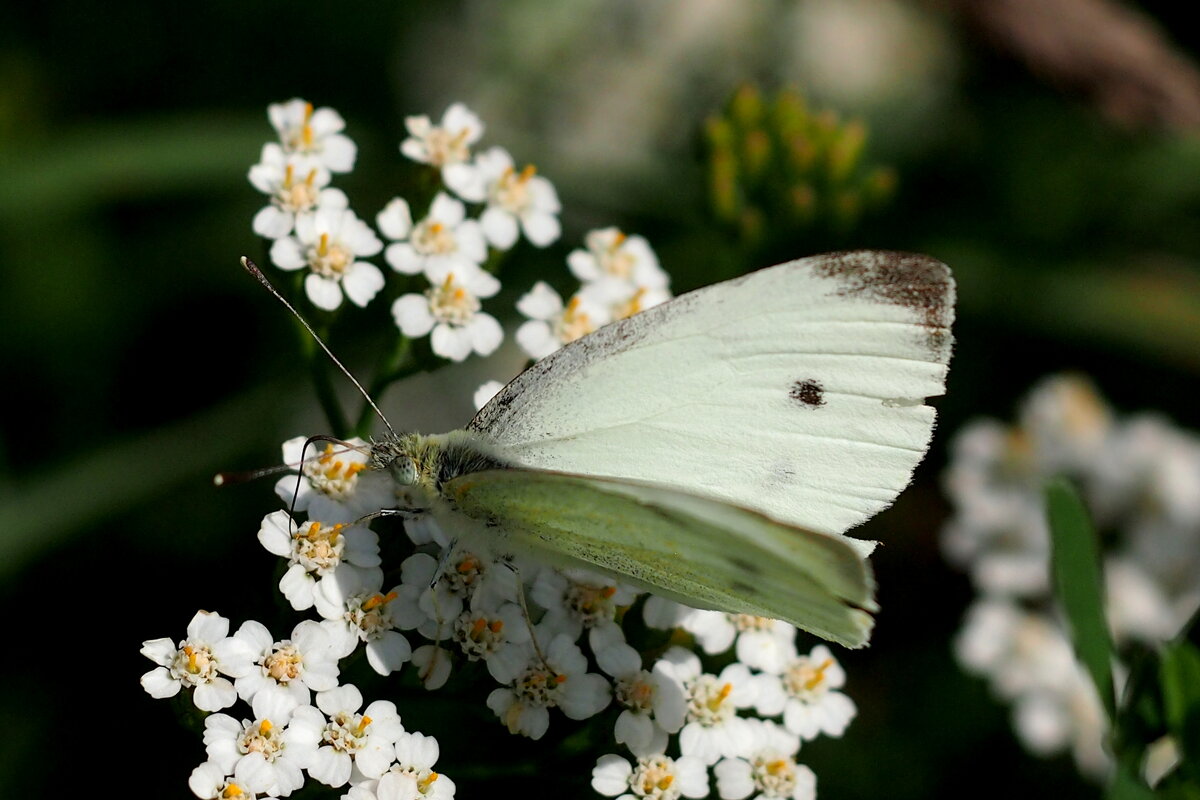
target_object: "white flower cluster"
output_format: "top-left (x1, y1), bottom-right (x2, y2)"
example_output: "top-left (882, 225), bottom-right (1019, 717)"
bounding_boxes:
top-left (942, 374), bottom-right (1200, 780)
top-left (248, 99), bottom-right (566, 362)
top-left (144, 430), bottom-right (854, 799)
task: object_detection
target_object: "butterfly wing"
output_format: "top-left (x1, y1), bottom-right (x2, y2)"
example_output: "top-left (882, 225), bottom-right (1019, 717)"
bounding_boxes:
top-left (470, 251), bottom-right (954, 541)
top-left (442, 467), bottom-right (875, 647)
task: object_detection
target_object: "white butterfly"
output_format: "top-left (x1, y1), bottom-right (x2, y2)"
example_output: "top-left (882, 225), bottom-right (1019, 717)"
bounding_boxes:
top-left (358, 250), bottom-right (954, 648)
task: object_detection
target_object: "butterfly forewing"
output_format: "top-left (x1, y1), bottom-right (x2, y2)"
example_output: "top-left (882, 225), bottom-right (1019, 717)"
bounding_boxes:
top-left (470, 251), bottom-right (953, 542)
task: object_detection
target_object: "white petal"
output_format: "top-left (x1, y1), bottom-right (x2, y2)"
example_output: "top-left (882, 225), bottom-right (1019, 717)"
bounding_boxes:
top-left (481, 207), bottom-right (519, 250)
top-left (377, 198), bottom-right (413, 240)
top-left (430, 324), bottom-right (473, 362)
top-left (365, 631), bottom-right (413, 676)
top-left (253, 205), bottom-right (295, 239)
top-left (343, 262), bottom-right (386, 307)
top-left (270, 236), bottom-right (307, 271)
top-left (385, 242), bottom-right (425, 275)
top-left (392, 294), bottom-right (435, 337)
top-left (521, 210), bottom-right (561, 247)
top-left (467, 314), bottom-right (504, 357)
top-left (305, 274), bottom-right (344, 311)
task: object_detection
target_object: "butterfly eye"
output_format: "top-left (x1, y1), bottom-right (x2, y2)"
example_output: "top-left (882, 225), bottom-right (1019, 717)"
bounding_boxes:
top-left (391, 456), bottom-right (419, 486)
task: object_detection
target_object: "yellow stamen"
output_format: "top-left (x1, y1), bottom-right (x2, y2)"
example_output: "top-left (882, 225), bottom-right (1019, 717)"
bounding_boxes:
top-left (222, 784), bottom-right (243, 799)
top-left (767, 759), bottom-right (789, 775)
top-left (489, 620), bottom-right (504, 634)
top-left (707, 682), bottom-right (733, 711)
top-left (805, 658), bottom-right (834, 691)
top-left (259, 719), bottom-right (273, 734)
top-left (283, 163), bottom-right (295, 187)
top-left (519, 164), bottom-right (537, 182)
top-left (184, 646), bottom-right (199, 673)
top-left (601, 586), bottom-right (617, 599)
top-left (554, 673), bottom-right (567, 685)
top-left (356, 716), bottom-right (372, 735)
top-left (419, 772), bottom-right (440, 791)
top-left (317, 233), bottom-right (330, 257)
top-left (657, 775), bottom-right (674, 791)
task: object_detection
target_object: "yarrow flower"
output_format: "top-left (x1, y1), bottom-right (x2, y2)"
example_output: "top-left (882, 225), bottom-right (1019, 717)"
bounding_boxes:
top-left (257, 510), bottom-right (382, 612)
top-left (248, 144), bottom-right (347, 239)
top-left (269, 206), bottom-right (385, 311)
top-left (391, 261), bottom-right (503, 362)
top-left (400, 102), bottom-right (485, 186)
top-left (274, 437), bottom-right (395, 524)
top-left (457, 146), bottom-right (562, 249)
top-left (268, 98), bottom-right (357, 173)
top-left (378, 193), bottom-right (487, 280)
top-left (141, 610), bottom-right (256, 712)
top-left (287, 684), bottom-right (405, 788)
top-left (515, 281), bottom-right (609, 360)
top-left (593, 752), bottom-right (710, 800)
top-left (486, 631), bottom-right (612, 740)
top-left (202, 688), bottom-right (310, 797)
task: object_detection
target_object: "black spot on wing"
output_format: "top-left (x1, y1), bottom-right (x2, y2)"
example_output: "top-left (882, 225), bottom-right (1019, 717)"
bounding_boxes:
top-left (789, 378), bottom-right (825, 408)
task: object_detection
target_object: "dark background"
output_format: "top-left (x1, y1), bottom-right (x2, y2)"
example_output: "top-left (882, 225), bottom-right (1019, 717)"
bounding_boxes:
top-left (2, 1), bottom-right (1199, 797)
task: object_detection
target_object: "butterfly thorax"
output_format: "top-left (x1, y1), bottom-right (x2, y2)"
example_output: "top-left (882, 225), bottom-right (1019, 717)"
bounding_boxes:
top-left (369, 430), bottom-right (512, 497)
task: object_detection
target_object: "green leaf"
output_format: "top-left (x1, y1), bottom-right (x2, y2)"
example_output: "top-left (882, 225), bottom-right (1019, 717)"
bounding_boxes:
top-left (1044, 478), bottom-right (1117, 721)
top-left (1107, 764), bottom-right (1157, 800)
top-left (1161, 643), bottom-right (1200, 777)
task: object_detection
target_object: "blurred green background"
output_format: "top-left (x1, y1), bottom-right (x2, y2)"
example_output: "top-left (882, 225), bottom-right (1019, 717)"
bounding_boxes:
top-left (3, 1), bottom-right (1199, 797)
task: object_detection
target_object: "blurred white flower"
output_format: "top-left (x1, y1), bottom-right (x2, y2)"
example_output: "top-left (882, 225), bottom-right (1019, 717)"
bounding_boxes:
top-left (248, 144), bottom-right (347, 240)
top-left (469, 146), bottom-right (562, 249)
top-left (515, 281), bottom-right (609, 360)
top-left (379, 194), bottom-right (488, 279)
top-left (401, 103), bottom-right (485, 190)
top-left (268, 98), bottom-right (357, 173)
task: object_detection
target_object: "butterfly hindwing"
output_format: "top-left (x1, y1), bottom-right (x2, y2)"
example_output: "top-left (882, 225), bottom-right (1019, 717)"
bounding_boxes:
top-left (442, 467), bottom-right (875, 648)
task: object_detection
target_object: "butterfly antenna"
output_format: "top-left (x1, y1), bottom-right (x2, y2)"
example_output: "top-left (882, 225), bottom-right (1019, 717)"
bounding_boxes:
top-left (240, 256), bottom-right (396, 438)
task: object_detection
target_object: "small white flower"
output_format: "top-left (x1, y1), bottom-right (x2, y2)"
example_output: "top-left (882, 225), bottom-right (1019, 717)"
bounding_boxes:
top-left (291, 684), bottom-right (405, 787)
top-left (400, 103), bottom-right (485, 178)
top-left (189, 760), bottom-right (280, 799)
top-left (454, 601), bottom-right (531, 677)
top-left (592, 753), bottom-right (709, 800)
top-left (486, 632), bottom-right (612, 739)
top-left (202, 689), bottom-right (309, 797)
top-left (380, 194), bottom-right (487, 279)
top-left (593, 630), bottom-right (687, 756)
top-left (270, 206), bottom-right (385, 311)
top-left (383, 731), bottom-right (456, 799)
top-left (760, 645), bottom-right (855, 741)
top-left (257, 510), bottom-right (382, 612)
top-left (514, 282), bottom-right (610, 361)
top-left (140, 610), bottom-right (256, 712)
top-left (248, 144), bottom-right (348, 240)
top-left (568, 227), bottom-right (668, 291)
top-left (714, 720), bottom-right (813, 800)
top-left (314, 569), bottom-right (412, 676)
top-left (725, 616), bottom-right (798, 675)
top-left (531, 567), bottom-right (639, 641)
top-left (268, 99), bottom-right (357, 173)
top-left (392, 262), bottom-right (503, 362)
top-left (274, 437), bottom-right (395, 525)
top-left (234, 619), bottom-right (341, 706)
top-left (469, 146), bottom-right (561, 249)
top-left (655, 650), bottom-right (759, 765)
